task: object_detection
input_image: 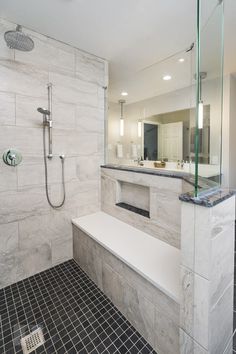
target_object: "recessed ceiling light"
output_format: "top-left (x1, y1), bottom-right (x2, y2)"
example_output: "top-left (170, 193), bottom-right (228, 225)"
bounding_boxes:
top-left (163, 75), bottom-right (172, 81)
top-left (179, 58), bottom-right (185, 62)
top-left (121, 92), bottom-right (128, 96)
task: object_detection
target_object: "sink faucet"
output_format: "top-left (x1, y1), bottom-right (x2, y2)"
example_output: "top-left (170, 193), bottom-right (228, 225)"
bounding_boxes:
top-left (134, 156), bottom-right (144, 166)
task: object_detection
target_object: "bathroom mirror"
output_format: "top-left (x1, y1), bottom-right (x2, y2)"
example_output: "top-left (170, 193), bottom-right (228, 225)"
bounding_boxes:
top-left (142, 105), bottom-right (210, 164)
top-left (106, 0), bottom-right (224, 189)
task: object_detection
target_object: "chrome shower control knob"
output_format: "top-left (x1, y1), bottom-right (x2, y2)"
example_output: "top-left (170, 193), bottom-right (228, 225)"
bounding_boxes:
top-left (3, 149), bottom-right (22, 166)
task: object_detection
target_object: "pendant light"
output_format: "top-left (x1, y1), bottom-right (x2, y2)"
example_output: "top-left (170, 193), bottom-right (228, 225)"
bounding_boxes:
top-left (119, 99), bottom-right (125, 136)
top-left (198, 72), bottom-right (207, 129)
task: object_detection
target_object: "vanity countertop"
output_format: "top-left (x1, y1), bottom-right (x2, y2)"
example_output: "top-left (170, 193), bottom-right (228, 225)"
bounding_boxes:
top-left (101, 164), bottom-right (217, 190)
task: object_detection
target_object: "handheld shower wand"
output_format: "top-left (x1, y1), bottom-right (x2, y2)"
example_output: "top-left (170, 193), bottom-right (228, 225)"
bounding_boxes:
top-left (37, 83), bottom-right (66, 209)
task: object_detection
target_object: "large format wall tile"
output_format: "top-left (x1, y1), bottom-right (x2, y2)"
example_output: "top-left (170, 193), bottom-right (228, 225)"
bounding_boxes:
top-left (0, 187), bottom-right (50, 224)
top-left (0, 126), bottom-right (43, 156)
top-left (15, 34), bottom-right (75, 74)
top-left (0, 91), bottom-right (15, 125)
top-left (0, 59), bottom-right (49, 97)
top-left (49, 71), bottom-right (98, 107)
top-left (0, 18), bottom-right (106, 287)
top-left (0, 160), bottom-right (17, 192)
top-left (0, 222), bottom-right (18, 253)
top-left (75, 49), bottom-right (106, 86)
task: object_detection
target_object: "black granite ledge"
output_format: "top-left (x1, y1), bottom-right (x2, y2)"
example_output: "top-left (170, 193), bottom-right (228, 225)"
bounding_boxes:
top-left (179, 188), bottom-right (236, 207)
top-left (101, 164), bottom-right (188, 179)
top-left (116, 202), bottom-right (150, 218)
top-left (101, 164), bottom-right (218, 190)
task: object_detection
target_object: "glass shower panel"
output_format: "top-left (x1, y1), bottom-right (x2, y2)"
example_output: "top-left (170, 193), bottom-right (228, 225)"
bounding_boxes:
top-left (194, 0), bottom-right (224, 196)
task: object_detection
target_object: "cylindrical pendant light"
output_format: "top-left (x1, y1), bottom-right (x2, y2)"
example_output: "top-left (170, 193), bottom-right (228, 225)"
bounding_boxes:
top-left (119, 99), bottom-right (125, 137)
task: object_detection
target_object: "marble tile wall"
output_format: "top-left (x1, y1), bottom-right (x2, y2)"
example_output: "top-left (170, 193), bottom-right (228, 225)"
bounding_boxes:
top-left (73, 226), bottom-right (180, 354)
top-left (101, 167), bottom-right (193, 248)
top-left (180, 196), bottom-right (235, 354)
top-left (0, 18), bottom-right (107, 288)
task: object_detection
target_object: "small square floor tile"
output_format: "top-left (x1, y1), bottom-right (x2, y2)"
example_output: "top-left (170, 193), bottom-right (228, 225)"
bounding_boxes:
top-left (0, 260), bottom-right (157, 354)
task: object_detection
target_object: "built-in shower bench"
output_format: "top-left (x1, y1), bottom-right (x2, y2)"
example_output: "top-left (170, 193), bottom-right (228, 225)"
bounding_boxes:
top-left (72, 211), bottom-right (180, 354)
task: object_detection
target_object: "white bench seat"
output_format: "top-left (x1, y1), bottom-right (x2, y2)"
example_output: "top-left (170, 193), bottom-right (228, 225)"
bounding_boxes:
top-left (72, 211), bottom-right (180, 303)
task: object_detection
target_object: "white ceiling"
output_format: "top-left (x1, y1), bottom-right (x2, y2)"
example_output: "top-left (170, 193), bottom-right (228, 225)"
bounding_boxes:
top-left (0, 0), bottom-right (235, 103)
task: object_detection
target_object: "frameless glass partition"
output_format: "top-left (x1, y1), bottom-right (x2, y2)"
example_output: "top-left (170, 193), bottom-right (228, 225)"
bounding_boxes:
top-left (106, 0), bottom-right (224, 197)
top-left (194, 0), bottom-right (224, 196)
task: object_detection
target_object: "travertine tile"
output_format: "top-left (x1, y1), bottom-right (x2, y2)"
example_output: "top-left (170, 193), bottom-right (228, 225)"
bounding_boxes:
top-left (210, 224), bottom-right (234, 305)
top-left (0, 187), bottom-right (50, 224)
top-left (0, 160), bottom-right (17, 192)
top-left (0, 126), bottom-right (43, 156)
top-left (180, 266), bottom-right (194, 337)
top-left (17, 243), bottom-right (52, 280)
top-left (123, 283), bottom-right (155, 346)
top-left (73, 228), bottom-right (102, 289)
top-left (0, 59), bottom-right (48, 98)
top-left (179, 329), bottom-right (207, 354)
top-left (102, 263), bottom-right (124, 312)
top-left (194, 205), bottom-right (211, 278)
top-left (76, 106), bottom-right (104, 134)
top-left (0, 222), bottom-right (18, 253)
top-left (15, 34), bottom-right (75, 74)
top-left (51, 236), bottom-right (73, 265)
top-left (150, 188), bottom-right (181, 231)
top-left (76, 156), bottom-right (102, 181)
top-left (209, 283), bottom-right (234, 354)
top-left (0, 91), bottom-right (15, 125)
top-left (155, 309), bottom-right (179, 354)
top-left (193, 274), bottom-right (209, 349)
top-left (180, 202), bottom-right (195, 269)
top-left (49, 71), bottom-right (98, 106)
top-left (211, 197), bottom-right (235, 237)
top-left (53, 129), bottom-right (99, 156)
top-left (75, 49), bottom-right (106, 86)
top-left (0, 17), bottom-right (105, 288)
top-left (0, 251), bottom-right (17, 288)
top-left (101, 169), bottom-right (181, 248)
top-left (18, 209), bottom-right (76, 249)
top-left (17, 157), bottom-right (77, 188)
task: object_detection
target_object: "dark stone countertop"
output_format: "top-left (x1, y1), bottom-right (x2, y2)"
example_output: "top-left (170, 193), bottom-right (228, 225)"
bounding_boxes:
top-left (179, 189), bottom-right (236, 207)
top-left (101, 164), bottom-right (235, 207)
top-left (101, 164), bottom-right (217, 190)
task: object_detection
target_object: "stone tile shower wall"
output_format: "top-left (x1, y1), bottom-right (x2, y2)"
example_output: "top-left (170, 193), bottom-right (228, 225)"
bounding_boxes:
top-left (0, 18), bottom-right (107, 288)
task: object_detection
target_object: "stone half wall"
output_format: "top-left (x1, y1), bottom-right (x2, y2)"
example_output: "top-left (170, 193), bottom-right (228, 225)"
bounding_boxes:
top-left (101, 166), bottom-right (193, 248)
top-left (73, 226), bottom-right (180, 354)
top-left (180, 195), bottom-right (235, 354)
top-left (0, 18), bottom-right (107, 288)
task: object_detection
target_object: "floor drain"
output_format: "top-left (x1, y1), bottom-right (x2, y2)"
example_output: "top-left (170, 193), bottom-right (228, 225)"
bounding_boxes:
top-left (20, 328), bottom-right (45, 354)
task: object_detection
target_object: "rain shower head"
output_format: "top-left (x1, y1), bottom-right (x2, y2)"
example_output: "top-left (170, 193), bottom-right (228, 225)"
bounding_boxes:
top-left (4, 25), bottom-right (34, 52)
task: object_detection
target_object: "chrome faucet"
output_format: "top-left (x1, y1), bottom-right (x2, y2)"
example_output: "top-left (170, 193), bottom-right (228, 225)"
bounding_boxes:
top-left (134, 156), bottom-right (144, 166)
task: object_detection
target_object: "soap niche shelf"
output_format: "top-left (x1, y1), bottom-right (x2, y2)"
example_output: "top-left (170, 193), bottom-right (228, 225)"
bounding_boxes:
top-left (116, 181), bottom-right (150, 218)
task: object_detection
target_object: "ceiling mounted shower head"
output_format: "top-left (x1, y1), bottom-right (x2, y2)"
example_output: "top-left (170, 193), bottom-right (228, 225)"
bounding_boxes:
top-left (4, 25), bottom-right (34, 52)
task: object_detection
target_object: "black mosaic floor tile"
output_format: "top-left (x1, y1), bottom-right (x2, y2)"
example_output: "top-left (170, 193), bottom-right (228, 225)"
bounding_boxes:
top-left (0, 259), bottom-right (157, 353)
